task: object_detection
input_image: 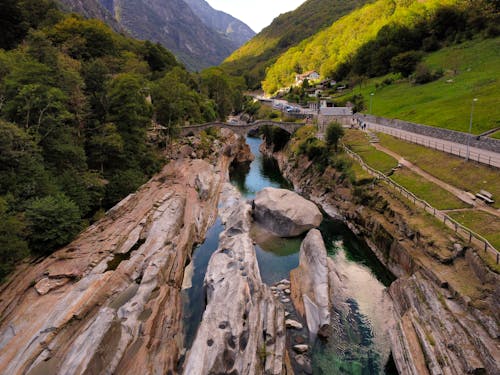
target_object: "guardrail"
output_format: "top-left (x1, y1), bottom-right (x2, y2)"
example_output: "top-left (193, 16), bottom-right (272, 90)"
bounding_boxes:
top-left (342, 145), bottom-right (499, 264)
top-left (362, 122), bottom-right (500, 168)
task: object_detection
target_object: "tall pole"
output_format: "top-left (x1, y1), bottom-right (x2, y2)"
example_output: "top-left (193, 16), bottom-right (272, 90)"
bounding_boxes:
top-left (369, 92), bottom-right (374, 114)
top-left (466, 98), bottom-right (478, 161)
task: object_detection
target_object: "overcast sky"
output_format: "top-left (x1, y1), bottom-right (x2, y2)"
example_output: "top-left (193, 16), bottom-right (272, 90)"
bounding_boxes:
top-left (205, 0), bottom-right (307, 32)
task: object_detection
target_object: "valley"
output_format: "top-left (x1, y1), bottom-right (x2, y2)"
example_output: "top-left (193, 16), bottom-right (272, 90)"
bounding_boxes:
top-left (0, 0), bottom-right (498, 374)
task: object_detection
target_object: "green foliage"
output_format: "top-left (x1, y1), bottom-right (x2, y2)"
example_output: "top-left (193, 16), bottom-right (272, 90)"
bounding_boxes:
top-left (0, 196), bottom-right (29, 280)
top-left (222, 0), bottom-right (371, 89)
top-left (325, 122), bottom-right (345, 151)
top-left (0, 1), bottom-right (227, 278)
top-left (411, 63), bottom-right (443, 84)
top-left (391, 51), bottom-right (423, 77)
top-left (336, 37), bottom-right (500, 133)
top-left (262, 0), bottom-right (498, 93)
top-left (104, 169), bottom-right (147, 208)
top-left (26, 193), bottom-right (82, 254)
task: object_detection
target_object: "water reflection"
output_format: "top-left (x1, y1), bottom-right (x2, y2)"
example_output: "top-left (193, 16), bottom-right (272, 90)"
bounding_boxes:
top-left (230, 136), bottom-right (291, 199)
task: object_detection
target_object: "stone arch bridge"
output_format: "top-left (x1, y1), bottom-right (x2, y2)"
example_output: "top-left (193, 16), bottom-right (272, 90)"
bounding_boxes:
top-left (179, 120), bottom-right (306, 137)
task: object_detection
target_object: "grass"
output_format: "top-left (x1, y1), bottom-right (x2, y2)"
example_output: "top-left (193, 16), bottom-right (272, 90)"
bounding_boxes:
top-left (377, 132), bottom-right (500, 209)
top-left (447, 210), bottom-right (500, 252)
top-left (491, 131), bottom-right (500, 140)
top-left (337, 37), bottom-right (500, 134)
top-left (343, 130), bottom-right (398, 174)
top-left (391, 168), bottom-right (469, 210)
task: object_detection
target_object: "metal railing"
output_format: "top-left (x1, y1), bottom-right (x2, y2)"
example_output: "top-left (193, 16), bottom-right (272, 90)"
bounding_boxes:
top-left (342, 146), bottom-right (499, 263)
top-left (364, 123), bottom-right (500, 168)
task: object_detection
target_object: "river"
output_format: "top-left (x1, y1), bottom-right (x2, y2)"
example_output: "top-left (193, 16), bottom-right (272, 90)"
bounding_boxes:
top-left (182, 136), bottom-right (397, 374)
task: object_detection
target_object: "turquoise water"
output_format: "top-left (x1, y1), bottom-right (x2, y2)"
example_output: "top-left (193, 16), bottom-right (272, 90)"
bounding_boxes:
top-left (183, 136), bottom-right (396, 374)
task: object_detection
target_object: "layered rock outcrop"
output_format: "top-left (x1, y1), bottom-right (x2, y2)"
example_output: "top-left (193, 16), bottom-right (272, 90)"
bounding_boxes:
top-left (183, 183), bottom-right (286, 375)
top-left (261, 141), bottom-right (500, 375)
top-left (289, 229), bottom-right (330, 336)
top-left (0, 130), bottom-right (250, 375)
top-left (253, 187), bottom-right (322, 237)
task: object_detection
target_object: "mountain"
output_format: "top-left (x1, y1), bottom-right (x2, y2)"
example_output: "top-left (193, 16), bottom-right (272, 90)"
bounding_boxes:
top-left (261, 0), bottom-right (497, 93)
top-left (57, 0), bottom-right (255, 71)
top-left (221, 0), bottom-right (372, 88)
top-left (183, 0), bottom-right (255, 47)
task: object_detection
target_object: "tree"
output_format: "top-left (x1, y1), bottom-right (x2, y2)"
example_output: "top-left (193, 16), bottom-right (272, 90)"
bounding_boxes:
top-left (0, 196), bottom-right (29, 280)
top-left (88, 122), bottom-right (124, 173)
top-left (106, 73), bottom-right (152, 168)
top-left (25, 193), bottom-right (82, 254)
top-left (391, 51), bottom-right (423, 77)
top-left (325, 122), bottom-right (344, 152)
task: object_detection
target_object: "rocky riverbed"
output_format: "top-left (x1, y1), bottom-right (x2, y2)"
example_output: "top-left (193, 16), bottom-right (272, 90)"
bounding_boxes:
top-left (261, 140), bottom-right (500, 374)
top-left (0, 130), bottom-right (252, 375)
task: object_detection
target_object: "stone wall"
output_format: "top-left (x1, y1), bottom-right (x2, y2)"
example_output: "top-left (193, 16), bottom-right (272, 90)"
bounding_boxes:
top-left (355, 114), bottom-right (500, 153)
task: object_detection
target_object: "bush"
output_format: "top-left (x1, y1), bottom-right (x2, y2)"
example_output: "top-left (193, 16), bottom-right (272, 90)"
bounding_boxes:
top-left (298, 138), bottom-right (327, 160)
top-left (325, 122), bottom-right (345, 151)
top-left (390, 51), bottom-right (423, 77)
top-left (104, 169), bottom-right (147, 208)
top-left (412, 63), bottom-right (443, 84)
top-left (26, 193), bottom-right (82, 254)
top-left (0, 197), bottom-right (29, 280)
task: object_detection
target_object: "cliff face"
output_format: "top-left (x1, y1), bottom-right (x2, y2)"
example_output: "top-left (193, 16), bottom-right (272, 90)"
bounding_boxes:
top-left (57, 0), bottom-right (254, 70)
top-left (0, 130), bottom-right (250, 375)
top-left (261, 143), bottom-right (500, 375)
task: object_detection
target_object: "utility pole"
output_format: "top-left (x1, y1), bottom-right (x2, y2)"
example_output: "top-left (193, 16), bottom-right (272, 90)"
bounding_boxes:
top-left (466, 98), bottom-right (478, 161)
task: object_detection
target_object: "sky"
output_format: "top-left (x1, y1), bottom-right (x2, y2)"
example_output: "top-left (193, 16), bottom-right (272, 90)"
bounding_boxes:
top-left (205, 0), bottom-right (307, 32)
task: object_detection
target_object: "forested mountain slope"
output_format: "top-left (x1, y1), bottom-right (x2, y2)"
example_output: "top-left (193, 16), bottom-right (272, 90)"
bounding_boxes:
top-left (262, 0), bottom-right (498, 93)
top-left (221, 0), bottom-right (372, 88)
top-left (58, 0), bottom-right (255, 70)
top-left (0, 0), bottom-right (244, 280)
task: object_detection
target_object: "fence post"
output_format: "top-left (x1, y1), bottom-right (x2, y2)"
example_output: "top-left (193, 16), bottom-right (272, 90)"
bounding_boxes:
top-left (454, 223), bottom-right (458, 232)
top-left (484, 242), bottom-right (488, 252)
top-left (497, 253), bottom-right (499, 264)
top-left (469, 232), bottom-right (472, 243)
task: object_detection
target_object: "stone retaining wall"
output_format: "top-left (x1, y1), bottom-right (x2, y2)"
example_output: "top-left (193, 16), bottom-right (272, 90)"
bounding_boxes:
top-left (355, 114), bottom-right (500, 153)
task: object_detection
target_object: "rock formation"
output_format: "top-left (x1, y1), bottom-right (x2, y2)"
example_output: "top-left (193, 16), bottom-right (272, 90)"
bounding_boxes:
top-left (261, 140), bottom-right (500, 375)
top-left (0, 130), bottom-right (250, 375)
top-left (290, 229), bottom-right (330, 336)
top-left (253, 187), bottom-right (322, 237)
top-left (183, 183), bottom-right (286, 375)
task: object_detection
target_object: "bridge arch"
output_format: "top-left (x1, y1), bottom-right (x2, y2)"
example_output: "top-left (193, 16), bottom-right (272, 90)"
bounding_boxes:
top-left (179, 120), bottom-right (306, 137)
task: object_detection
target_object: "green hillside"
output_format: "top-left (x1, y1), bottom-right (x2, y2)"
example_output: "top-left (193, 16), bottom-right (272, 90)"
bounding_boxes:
top-left (221, 0), bottom-right (371, 88)
top-left (262, 0), bottom-right (464, 93)
top-left (339, 38), bottom-right (500, 133)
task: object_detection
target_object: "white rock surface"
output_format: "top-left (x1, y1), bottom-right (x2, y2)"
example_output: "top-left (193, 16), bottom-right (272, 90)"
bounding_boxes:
top-left (286, 319), bottom-right (303, 330)
top-left (183, 184), bottom-right (286, 375)
top-left (290, 229), bottom-right (331, 336)
top-left (253, 187), bottom-right (322, 237)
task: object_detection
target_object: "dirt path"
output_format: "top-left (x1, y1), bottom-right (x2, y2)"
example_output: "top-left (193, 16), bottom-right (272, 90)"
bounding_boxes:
top-left (372, 142), bottom-right (500, 219)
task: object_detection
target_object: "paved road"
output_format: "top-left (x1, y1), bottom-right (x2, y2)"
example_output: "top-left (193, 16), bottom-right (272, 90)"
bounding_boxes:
top-left (364, 122), bottom-right (500, 168)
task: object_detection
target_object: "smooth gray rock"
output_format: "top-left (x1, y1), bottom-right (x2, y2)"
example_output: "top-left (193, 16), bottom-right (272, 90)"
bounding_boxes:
top-left (253, 188), bottom-right (322, 237)
top-left (183, 184), bottom-right (286, 375)
top-left (291, 229), bottom-right (331, 336)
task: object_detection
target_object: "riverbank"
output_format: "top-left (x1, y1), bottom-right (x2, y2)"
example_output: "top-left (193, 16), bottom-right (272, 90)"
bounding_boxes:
top-left (260, 138), bottom-right (500, 374)
top-left (0, 129), bottom-right (253, 375)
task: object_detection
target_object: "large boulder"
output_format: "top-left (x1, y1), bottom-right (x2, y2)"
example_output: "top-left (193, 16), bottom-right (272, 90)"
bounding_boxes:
top-left (253, 187), bottom-right (322, 237)
top-left (183, 184), bottom-right (286, 375)
top-left (290, 229), bottom-right (330, 336)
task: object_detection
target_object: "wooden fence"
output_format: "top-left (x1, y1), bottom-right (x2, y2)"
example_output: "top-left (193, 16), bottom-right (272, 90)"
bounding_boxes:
top-left (343, 146), bottom-right (499, 263)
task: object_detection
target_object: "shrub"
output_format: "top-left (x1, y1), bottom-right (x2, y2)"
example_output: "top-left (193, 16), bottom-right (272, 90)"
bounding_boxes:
top-left (412, 63), bottom-right (442, 84)
top-left (325, 122), bottom-right (345, 151)
top-left (26, 193), bottom-right (82, 254)
top-left (390, 51), bottom-right (423, 77)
